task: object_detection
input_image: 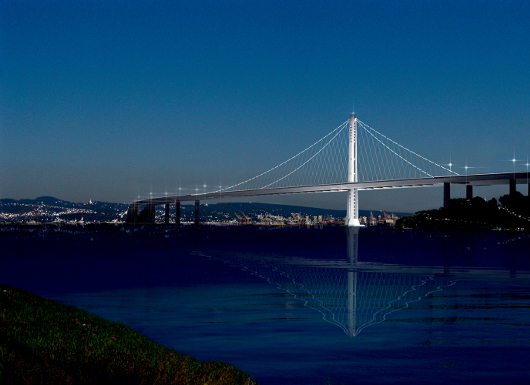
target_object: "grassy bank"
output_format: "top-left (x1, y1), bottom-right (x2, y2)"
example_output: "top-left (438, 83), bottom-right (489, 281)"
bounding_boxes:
top-left (0, 285), bottom-right (257, 384)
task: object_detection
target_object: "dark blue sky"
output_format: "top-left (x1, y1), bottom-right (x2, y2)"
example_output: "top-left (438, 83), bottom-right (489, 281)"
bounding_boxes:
top-left (1, 0), bottom-right (529, 212)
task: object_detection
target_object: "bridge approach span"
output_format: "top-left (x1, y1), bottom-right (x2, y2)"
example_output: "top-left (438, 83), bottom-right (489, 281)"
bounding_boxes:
top-left (127, 171), bottom-right (530, 224)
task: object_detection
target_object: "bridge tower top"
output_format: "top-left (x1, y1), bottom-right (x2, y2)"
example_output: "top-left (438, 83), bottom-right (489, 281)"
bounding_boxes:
top-left (348, 114), bottom-right (357, 184)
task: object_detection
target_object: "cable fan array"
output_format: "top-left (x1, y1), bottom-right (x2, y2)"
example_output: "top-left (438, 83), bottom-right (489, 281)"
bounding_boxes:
top-left (207, 119), bottom-right (458, 195)
top-left (357, 120), bottom-right (458, 181)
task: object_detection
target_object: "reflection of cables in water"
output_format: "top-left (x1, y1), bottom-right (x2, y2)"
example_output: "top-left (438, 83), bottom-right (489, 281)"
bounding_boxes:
top-left (202, 254), bottom-right (349, 332)
top-left (355, 277), bottom-right (457, 335)
top-left (348, 273), bottom-right (456, 336)
top-left (269, 267), bottom-right (347, 332)
top-left (193, 251), bottom-right (458, 336)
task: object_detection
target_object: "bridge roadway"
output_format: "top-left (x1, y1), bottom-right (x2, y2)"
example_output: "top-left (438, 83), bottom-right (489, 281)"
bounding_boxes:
top-left (127, 171), bottom-right (530, 224)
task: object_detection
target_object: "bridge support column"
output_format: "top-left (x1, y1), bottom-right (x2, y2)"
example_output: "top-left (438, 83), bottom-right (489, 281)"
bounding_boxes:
top-left (466, 185), bottom-right (473, 200)
top-left (510, 178), bottom-right (516, 195)
top-left (175, 201), bottom-right (181, 225)
top-left (164, 203), bottom-right (170, 224)
top-left (346, 189), bottom-right (361, 226)
top-left (347, 227), bottom-right (359, 265)
top-left (526, 182), bottom-right (530, 213)
top-left (137, 203), bottom-right (156, 224)
top-left (345, 113), bottom-right (361, 227)
top-left (444, 183), bottom-right (451, 208)
top-left (194, 200), bottom-right (200, 225)
top-left (125, 203), bottom-right (139, 224)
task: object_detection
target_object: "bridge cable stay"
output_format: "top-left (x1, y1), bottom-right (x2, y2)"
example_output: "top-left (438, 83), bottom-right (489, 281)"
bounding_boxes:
top-left (260, 121), bottom-right (349, 189)
top-left (198, 119), bottom-right (459, 196)
top-left (205, 120), bottom-right (350, 194)
top-left (357, 120), bottom-right (459, 180)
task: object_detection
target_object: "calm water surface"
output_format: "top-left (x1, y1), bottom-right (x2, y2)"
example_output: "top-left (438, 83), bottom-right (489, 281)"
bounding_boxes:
top-left (2, 226), bottom-right (530, 384)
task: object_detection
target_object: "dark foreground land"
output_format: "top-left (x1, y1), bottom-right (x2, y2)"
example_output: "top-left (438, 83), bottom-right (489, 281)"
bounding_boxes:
top-left (0, 285), bottom-right (257, 385)
top-left (397, 192), bottom-right (530, 230)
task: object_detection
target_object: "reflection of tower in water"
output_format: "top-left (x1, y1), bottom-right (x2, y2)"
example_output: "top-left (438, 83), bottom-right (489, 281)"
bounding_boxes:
top-left (347, 228), bottom-right (358, 336)
top-left (345, 228), bottom-right (456, 336)
top-left (204, 229), bottom-right (456, 337)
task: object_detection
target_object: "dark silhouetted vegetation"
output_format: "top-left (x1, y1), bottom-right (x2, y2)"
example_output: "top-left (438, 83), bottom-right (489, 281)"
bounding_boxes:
top-left (396, 192), bottom-right (530, 230)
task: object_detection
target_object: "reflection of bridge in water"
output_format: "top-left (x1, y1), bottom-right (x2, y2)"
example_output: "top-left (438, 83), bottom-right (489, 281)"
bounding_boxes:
top-left (201, 228), bottom-right (460, 337)
top-left (198, 229), bottom-right (530, 337)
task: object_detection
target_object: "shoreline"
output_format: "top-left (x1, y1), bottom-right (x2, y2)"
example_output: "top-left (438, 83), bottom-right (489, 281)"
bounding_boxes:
top-left (0, 285), bottom-right (258, 385)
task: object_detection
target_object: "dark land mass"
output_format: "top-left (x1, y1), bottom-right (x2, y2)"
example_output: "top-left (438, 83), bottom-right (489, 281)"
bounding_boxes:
top-left (397, 192), bottom-right (530, 230)
top-left (0, 284), bottom-right (257, 385)
top-left (0, 196), bottom-right (130, 223)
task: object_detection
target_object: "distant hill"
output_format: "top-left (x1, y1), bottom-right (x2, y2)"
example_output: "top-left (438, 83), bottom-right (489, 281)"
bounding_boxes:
top-left (0, 197), bottom-right (412, 224)
top-left (0, 197), bottom-right (130, 223)
top-left (197, 202), bottom-right (410, 220)
top-left (198, 202), bottom-right (346, 218)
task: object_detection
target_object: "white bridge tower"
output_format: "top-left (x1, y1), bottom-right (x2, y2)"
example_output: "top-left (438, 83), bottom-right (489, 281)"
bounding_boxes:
top-left (345, 114), bottom-right (361, 227)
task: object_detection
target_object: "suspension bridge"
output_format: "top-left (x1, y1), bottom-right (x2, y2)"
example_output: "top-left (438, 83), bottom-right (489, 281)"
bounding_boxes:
top-left (126, 114), bottom-right (530, 225)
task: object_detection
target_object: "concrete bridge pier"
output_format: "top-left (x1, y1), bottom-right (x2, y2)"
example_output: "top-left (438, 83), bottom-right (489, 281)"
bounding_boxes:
top-left (510, 178), bottom-right (516, 195)
top-left (125, 203), bottom-right (139, 224)
top-left (466, 185), bottom-right (473, 200)
top-left (175, 201), bottom-right (181, 225)
top-left (194, 200), bottom-right (200, 225)
top-left (137, 203), bottom-right (156, 224)
top-left (444, 183), bottom-right (451, 208)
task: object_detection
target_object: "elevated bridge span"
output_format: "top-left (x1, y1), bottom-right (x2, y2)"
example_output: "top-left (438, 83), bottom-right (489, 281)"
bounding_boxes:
top-left (126, 171), bottom-right (530, 224)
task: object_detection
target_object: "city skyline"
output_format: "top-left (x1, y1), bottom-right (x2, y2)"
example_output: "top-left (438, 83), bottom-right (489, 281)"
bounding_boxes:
top-left (1, 0), bottom-right (529, 212)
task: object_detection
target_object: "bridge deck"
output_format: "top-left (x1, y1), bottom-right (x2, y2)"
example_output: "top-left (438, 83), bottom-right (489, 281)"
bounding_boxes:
top-left (134, 172), bottom-right (530, 205)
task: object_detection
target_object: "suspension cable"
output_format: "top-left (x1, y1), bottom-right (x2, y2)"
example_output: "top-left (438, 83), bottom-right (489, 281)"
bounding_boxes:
top-left (358, 120), bottom-right (459, 176)
top-left (204, 120), bottom-right (349, 194)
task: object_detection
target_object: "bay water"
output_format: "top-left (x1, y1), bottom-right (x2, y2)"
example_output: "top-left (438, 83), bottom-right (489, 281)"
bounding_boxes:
top-left (2, 225), bottom-right (530, 384)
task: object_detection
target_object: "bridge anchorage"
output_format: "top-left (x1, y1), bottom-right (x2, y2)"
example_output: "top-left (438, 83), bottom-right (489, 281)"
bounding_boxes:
top-left (126, 114), bottom-right (530, 225)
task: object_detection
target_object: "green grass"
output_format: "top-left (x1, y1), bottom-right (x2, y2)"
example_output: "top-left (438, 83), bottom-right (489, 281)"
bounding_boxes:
top-left (0, 285), bottom-right (258, 385)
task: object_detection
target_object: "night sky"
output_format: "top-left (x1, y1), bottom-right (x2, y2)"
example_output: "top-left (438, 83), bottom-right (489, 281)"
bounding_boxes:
top-left (1, 0), bottom-right (529, 212)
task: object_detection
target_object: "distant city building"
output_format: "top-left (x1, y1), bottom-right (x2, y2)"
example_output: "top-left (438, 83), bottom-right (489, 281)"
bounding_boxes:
top-left (368, 212), bottom-right (377, 226)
